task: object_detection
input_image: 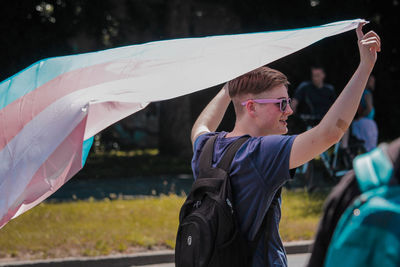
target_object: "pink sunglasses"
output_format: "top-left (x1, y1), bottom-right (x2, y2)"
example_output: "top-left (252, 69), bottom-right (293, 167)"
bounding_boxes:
top-left (241, 98), bottom-right (292, 112)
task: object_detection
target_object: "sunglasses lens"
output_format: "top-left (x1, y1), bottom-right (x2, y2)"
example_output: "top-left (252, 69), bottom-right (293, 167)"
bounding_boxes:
top-left (281, 98), bottom-right (291, 112)
top-left (281, 99), bottom-right (287, 112)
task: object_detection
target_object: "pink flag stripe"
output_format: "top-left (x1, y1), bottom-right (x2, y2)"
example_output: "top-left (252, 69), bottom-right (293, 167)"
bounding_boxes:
top-left (0, 116), bottom-right (86, 228)
top-left (0, 60), bottom-right (125, 152)
top-left (0, 91), bottom-right (89, 218)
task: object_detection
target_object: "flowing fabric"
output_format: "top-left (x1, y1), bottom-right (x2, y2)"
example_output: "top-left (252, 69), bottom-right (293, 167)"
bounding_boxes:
top-left (0, 19), bottom-right (364, 228)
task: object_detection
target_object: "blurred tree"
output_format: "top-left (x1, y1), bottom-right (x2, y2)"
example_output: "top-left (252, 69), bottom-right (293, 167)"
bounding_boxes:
top-left (158, 0), bottom-right (193, 158)
top-left (0, 0), bottom-right (116, 81)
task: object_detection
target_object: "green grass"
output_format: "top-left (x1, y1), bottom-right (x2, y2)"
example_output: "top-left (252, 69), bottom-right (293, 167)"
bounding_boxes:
top-left (0, 189), bottom-right (327, 260)
top-left (280, 189), bottom-right (327, 241)
top-left (0, 195), bottom-right (184, 260)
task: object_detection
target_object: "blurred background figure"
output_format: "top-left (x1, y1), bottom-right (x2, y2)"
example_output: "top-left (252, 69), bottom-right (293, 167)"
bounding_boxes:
top-left (292, 65), bottom-right (336, 126)
top-left (291, 66), bottom-right (337, 191)
top-left (351, 74), bottom-right (378, 151)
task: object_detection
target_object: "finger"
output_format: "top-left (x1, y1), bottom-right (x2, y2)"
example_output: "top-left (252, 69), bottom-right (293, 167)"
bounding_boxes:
top-left (365, 35), bottom-right (381, 51)
top-left (360, 40), bottom-right (380, 47)
top-left (360, 40), bottom-right (381, 52)
top-left (360, 37), bottom-right (381, 51)
top-left (361, 36), bottom-right (381, 46)
top-left (363, 30), bottom-right (381, 43)
top-left (356, 23), bottom-right (365, 40)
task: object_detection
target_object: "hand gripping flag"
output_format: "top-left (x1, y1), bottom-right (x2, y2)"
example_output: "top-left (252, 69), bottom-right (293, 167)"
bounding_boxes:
top-left (0, 19), bottom-right (364, 228)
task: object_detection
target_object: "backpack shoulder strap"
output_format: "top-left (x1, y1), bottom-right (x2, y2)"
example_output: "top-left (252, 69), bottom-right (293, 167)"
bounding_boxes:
top-left (198, 135), bottom-right (249, 172)
top-left (197, 135), bottom-right (218, 172)
top-left (217, 136), bottom-right (250, 171)
top-left (353, 144), bottom-right (393, 193)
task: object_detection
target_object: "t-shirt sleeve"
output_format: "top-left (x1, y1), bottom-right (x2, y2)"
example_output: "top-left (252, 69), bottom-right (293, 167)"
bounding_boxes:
top-left (193, 133), bottom-right (206, 152)
top-left (191, 132), bottom-right (216, 179)
top-left (248, 135), bottom-right (296, 192)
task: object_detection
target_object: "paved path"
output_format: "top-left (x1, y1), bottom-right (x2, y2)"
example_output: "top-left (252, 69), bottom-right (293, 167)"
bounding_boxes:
top-left (0, 241), bottom-right (313, 267)
top-left (134, 253), bottom-right (311, 267)
top-left (287, 253), bottom-right (311, 266)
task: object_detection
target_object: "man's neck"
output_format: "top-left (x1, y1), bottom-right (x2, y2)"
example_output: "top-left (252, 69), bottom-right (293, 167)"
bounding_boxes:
top-left (313, 82), bottom-right (324, 89)
top-left (227, 120), bottom-right (267, 138)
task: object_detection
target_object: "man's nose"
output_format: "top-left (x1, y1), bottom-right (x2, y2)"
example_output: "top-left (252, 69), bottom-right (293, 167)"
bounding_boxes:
top-left (286, 104), bottom-right (294, 115)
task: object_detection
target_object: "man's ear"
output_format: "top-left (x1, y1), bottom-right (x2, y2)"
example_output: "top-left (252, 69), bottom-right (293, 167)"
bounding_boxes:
top-left (246, 101), bottom-right (257, 118)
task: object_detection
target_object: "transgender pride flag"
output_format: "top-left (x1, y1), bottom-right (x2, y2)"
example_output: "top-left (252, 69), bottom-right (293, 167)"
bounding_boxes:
top-left (0, 19), bottom-right (364, 228)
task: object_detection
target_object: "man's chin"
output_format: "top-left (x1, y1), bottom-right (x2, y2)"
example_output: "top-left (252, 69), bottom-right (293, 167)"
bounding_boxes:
top-left (265, 128), bottom-right (288, 136)
top-left (281, 127), bottom-right (288, 135)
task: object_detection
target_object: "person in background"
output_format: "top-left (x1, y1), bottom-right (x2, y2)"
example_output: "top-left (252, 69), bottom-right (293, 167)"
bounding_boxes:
top-left (291, 66), bottom-right (336, 191)
top-left (291, 65), bottom-right (336, 126)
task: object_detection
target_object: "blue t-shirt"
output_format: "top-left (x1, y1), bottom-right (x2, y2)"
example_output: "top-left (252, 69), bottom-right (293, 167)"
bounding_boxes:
top-left (192, 131), bottom-right (296, 266)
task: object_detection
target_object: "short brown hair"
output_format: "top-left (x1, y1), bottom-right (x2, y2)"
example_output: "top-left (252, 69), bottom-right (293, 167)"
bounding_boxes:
top-left (228, 66), bottom-right (289, 98)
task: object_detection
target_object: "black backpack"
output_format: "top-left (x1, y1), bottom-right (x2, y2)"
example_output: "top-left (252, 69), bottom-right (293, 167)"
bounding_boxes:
top-left (175, 135), bottom-right (258, 267)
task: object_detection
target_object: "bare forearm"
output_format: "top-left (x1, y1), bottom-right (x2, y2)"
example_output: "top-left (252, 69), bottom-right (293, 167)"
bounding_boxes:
top-left (191, 84), bottom-right (231, 145)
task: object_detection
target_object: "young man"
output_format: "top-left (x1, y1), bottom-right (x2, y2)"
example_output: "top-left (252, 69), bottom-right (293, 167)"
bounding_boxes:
top-left (190, 24), bottom-right (380, 266)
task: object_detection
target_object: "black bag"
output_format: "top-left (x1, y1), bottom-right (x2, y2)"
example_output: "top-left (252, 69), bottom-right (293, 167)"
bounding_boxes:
top-left (175, 135), bottom-right (255, 267)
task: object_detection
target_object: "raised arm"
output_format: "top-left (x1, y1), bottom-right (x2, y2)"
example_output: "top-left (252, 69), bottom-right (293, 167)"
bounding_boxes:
top-left (289, 23), bottom-right (381, 169)
top-left (191, 83), bottom-right (231, 147)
